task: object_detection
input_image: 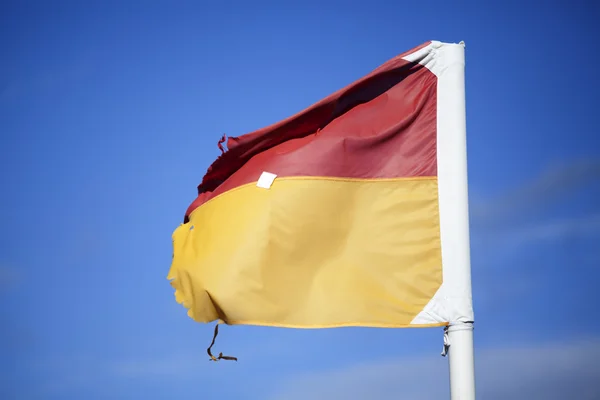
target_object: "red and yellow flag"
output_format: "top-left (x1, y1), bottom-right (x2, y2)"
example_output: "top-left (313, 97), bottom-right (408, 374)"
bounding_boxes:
top-left (168, 41), bottom-right (473, 331)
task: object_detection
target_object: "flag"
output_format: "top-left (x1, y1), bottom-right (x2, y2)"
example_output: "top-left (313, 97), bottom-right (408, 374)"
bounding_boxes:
top-left (168, 41), bottom-right (473, 331)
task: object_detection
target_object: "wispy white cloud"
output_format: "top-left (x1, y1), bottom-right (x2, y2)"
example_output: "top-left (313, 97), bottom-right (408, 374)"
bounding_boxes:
top-left (474, 212), bottom-right (600, 254)
top-left (509, 213), bottom-right (600, 241)
top-left (269, 337), bottom-right (600, 400)
top-left (469, 158), bottom-right (600, 260)
top-left (26, 336), bottom-right (600, 399)
top-left (470, 196), bottom-right (600, 309)
top-left (471, 159), bottom-right (600, 223)
top-left (28, 331), bottom-right (287, 397)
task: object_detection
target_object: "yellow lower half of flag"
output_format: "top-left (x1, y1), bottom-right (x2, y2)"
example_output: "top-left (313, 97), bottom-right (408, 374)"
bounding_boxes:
top-left (168, 177), bottom-right (444, 328)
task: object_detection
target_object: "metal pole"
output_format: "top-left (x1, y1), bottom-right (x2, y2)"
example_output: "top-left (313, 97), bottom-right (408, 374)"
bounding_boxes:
top-left (436, 41), bottom-right (476, 399)
top-left (447, 322), bottom-right (476, 399)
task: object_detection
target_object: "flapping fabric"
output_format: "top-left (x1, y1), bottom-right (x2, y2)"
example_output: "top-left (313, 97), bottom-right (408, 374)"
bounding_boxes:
top-left (168, 41), bottom-right (474, 331)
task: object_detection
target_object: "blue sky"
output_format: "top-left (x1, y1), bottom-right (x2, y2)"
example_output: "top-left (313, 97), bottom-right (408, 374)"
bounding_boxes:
top-left (1, 1), bottom-right (599, 399)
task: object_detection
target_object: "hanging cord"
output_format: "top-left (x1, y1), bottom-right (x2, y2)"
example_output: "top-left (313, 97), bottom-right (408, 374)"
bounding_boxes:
top-left (207, 323), bottom-right (238, 362)
top-left (441, 325), bottom-right (450, 357)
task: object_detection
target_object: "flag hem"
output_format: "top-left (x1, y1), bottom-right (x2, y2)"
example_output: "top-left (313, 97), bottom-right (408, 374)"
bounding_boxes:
top-left (408, 41), bottom-right (474, 325)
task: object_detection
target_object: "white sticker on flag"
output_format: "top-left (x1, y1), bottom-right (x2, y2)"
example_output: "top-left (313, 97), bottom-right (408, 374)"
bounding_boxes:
top-left (256, 172), bottom-right (277, 189)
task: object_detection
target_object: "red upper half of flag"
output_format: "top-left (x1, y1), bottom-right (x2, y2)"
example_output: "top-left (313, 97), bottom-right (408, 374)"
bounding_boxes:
top-left (185, 41), bottom-right (437, 221)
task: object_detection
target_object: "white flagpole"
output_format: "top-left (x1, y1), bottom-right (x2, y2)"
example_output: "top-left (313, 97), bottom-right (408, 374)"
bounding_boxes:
top-left (447, 322), bottom-right (476, 399)
top-left (441, 41), bottom-right (476, 400)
